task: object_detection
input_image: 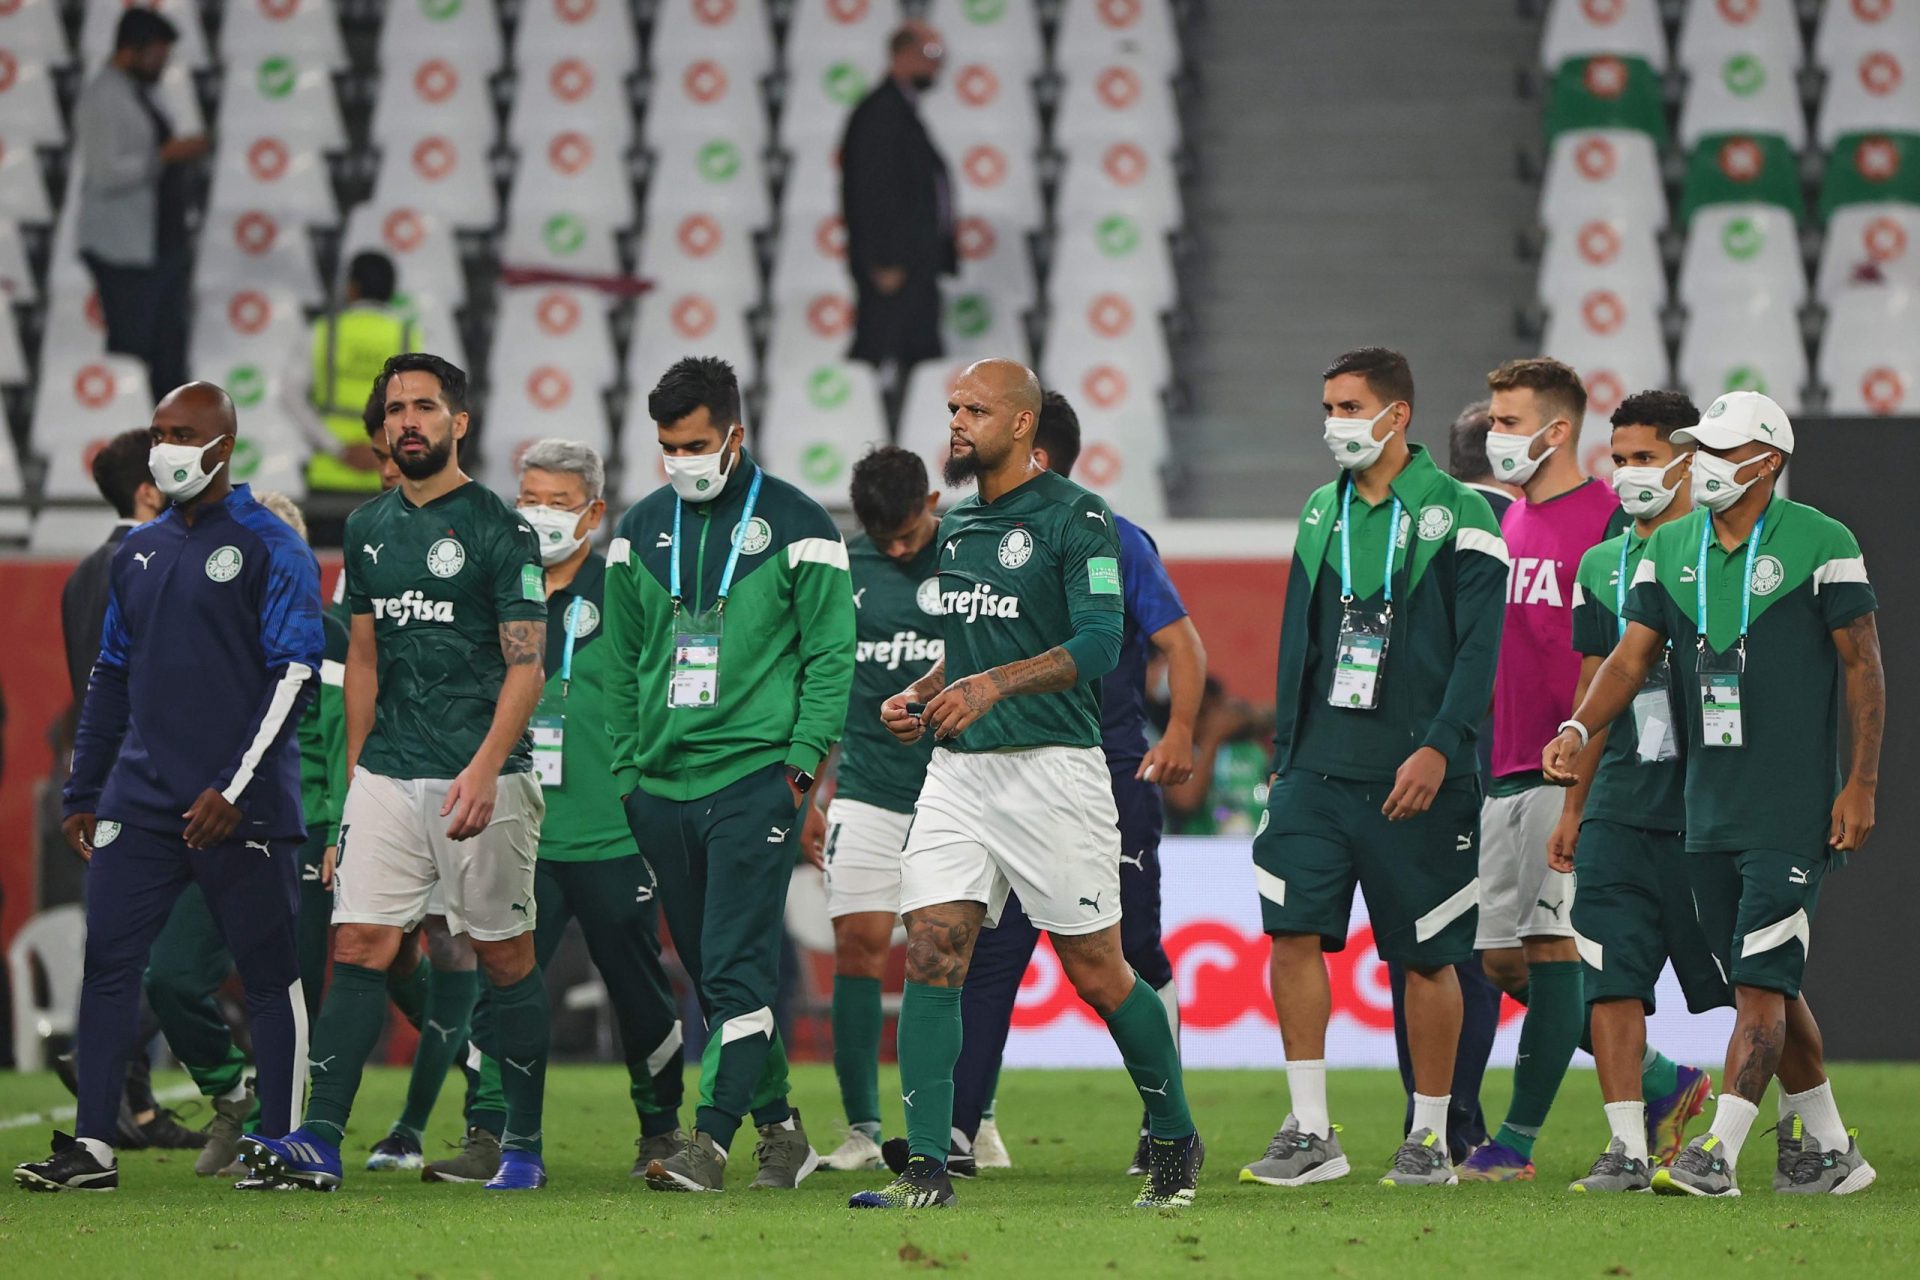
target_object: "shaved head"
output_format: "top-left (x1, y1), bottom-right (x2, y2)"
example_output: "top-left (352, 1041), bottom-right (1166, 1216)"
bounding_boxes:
top-left (155, 381), bottom-right (238, 440)
top-left (968, 358), bottom-right (1042, 417)
top-left (148, 380), bottom-right (238, 511)
top-left (943, 358), bottom-right (1043, 494)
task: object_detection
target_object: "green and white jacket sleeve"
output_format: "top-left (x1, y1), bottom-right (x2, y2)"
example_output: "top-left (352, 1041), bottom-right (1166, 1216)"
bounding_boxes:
top-left (784, 520), bottom-right (857, 775)
top-left (1420, 492), bottom-right (1508, 761)
top-left (603, 530), bottom-right (649, 797)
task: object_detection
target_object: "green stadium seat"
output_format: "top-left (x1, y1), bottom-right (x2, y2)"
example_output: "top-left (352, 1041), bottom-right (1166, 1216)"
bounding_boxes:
top-left (1679, 132), bottom-right (1801, 224)
top-left (1544, 55), bottom-right (1668, 145)
top-left (1819, 131), bottom-right (1920, 221)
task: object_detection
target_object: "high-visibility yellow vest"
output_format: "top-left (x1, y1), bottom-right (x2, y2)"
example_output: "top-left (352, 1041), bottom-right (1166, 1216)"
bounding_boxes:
top-left (306, 305), bottom-right (415, 492)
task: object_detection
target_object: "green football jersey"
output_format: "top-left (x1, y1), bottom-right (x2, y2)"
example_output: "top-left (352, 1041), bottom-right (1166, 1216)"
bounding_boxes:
top-left (838, 533), bottom-right (943, 813)
top-left (933, 469), bottom-right (1123, 753)
top-left (535, 553), bottom-right (638, 860)
top-left (1622, 498), bottom-right (1875, 856)
top-left (1571, 529), bottom-right (1685, 832)
top-left (344, 480), bottom-right (547, 781)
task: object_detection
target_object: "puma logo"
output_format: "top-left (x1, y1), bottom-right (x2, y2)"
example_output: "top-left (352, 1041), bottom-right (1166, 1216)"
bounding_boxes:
top-left (1085, 510), bottom-right (1107, 525)
top-left (505, 1058), bottom-right (536, 1077)
top-left (944, 538), bottom-right (960, 559)
top-left (1456, 832), bottom-right (1472, 852)
top-left (1305, 508), bottom-right (1323, 526)
top-left (308, 1055), bottom-right (336, 1072)
top-left (636, 884), bottom-right (655, 903)
top-left (768, 826), bottom-right (789, 843)
top-left (1787, 866), bottom-right (1810, 885)
top-left (655, 532), bottom-right (673, 548)
top-left (902, 1090), bottom-right (917, 1108)
top-left (133, 551), bottom-right (156, 569)
top-left (1140, 1079), bottom-right (1169, 1097)
top-left (245, 840), bottom-right (271, 856)
top-left (363, 543), bottom-right (383, 563)
top-left (1119, 850), bottom-right (1144, 870)
top-left (853, 588), bottom-right (867, 608)
top-left (511, 902), bottom-right (529, 915)
top-left (427, 1019), bottom-right (458, 1043)
top-left (1079, 893), bottom-right (1103, 911)
top-left (1535, 898), bottom-right (1564, 920)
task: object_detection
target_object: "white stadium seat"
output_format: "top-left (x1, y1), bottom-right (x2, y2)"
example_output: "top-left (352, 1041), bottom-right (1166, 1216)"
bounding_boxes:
top-left (954, 213), bottom-right (1035, 307)
top-left (0, 48), bottom-right (64, 145)
top-left (760, 357), bottom-right (888, 507)
top-left (46, 164), bottom-right (84, 289)
top-left (207, 131), bottom-right (339, 225)
top-left (0, 215), bottom-right (35, 303)
top-left (1677, 0), bottom-right (1803, 74)
top-left (36, 355), bottom-right (155, 499)
top-left (371, 126), bottom-right (500, 230)
top-left (500, 205), bottom-right (622, 276)
top-left (924, 0), bottom-right (1043, 80)
top-left (0, 287), bottom-right (25, 383)
top-left (1541, 286), bottom-right (1671, 438)
top-left (0, 130), bottom-right (50, 222)
top-left (1678, 47), bottom-right (1807, 149)
top-left (1053, 57), bottom-right (1181, 154)
top-left (1678, 295), bottom-right (1808, 411)
top-left (195, 208), bottom-right (324, 305)
top-left (777, 51), bottom-right (871, 148)
top-left (378, 0), bottom-right (503, 75)
top-left (340, 202), bottom-right (465, 305)
top-left (190, 287), bottom-right (308, 381)
top-left (643, 46), bottom-right (768, 149)
top-left (221, 0), bottom-right (348, 72)
top-left (1814, 0), bottom-right (1920, 73)
top-left (786, 0), bottom-right (899, 68)
top-left (509, 49), bottom-right (635, 149)
top-left (1043, 286), bottom-right (1171, 394)
top-left (478, 362), bottom-right (612, 498)
top-left (372, 52), bottom-right (497, 151)
top-left (1540, 0), bottom-right (1667, 72)
top-left (940, 281), bottom-right (1029, 363)
top-left (1817, 285), bottom-right (1920, 415)
top-left (649, 0), bottom-right (773, 75)
top-left (220, 51), bottom-right (346, 151)
top-left (1537, 217), bottom-right (1666, 313)
top-left (490, 285), bottom-right (618, 393)
top-left (625, 288), bottom-right (757, 401)
top-left (1677, 203), bottom-right (1806, 310)
top-left (770, 209), bottom-right (850, 298)
top-left (635, 209), bottom-right (762, 302)
top-left (1055, 0), bottom-right (1181, 80)
top-left (899, 357), bottom-right (971, 503)
top-left (1817, 202), bottom-right (1920, 301)
top-left (949, 137), bottom-right (1042, 231)
top-left (1816, 48), bottom-right (1920, 148)
top-left (1538, 127), bottom-right (1666, 232)
top-left (766, 289), bottom-right (858, 372)
top-left (643, 136), bottom-right (771, 228)
top-left (1049, 213), bottom-right (1176, 314)
top-left (80, 0), bottom-right (209, 70)
top-left (781, 140), bottom-right (842, 218)
top-left (923, 57), bottom-right (1042, 155)
top-left (41, 286), bottom-right (107, 362)
top-left (0, 0), bottom-right (70, 68)
top-left (397, 291), bottom-right (464, 365)
top-left (1055, 139), bottom-right (1183, 234)
top-left (514, 0), bottom-right (639, 69)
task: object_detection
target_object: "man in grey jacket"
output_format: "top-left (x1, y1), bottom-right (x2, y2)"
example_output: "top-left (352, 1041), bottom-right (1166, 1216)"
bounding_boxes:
top-left (74, 9), bottom-right (207, 402)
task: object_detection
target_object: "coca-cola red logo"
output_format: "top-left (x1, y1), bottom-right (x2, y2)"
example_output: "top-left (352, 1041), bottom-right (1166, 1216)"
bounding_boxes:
top-left (535, 291), bottom-right (580, 336)
top-left (228, 290), bottom-right (272, 335)
top-left (1573, 136), bottom-right (1616, 181)
top-left (1577, 220), bottom-right (1620, 265)
top-left (234, 212), bottom-right (279, 254)
top-left (527, 365), bottom-right (573, 410)
top-left (1096, 67), bottom-right (1140, 110)
top-left (74, 364), bottom-right (116, 410)
top-left (383, 208), bottom-right (426, 254)
top-left (247, 137), bottom-right (289, 181)
top-left (415, 59), bottom-right (458, 104)
top-left (1082, 364), bottom-right (1128, 409)
top-left (671, 294), bottom-right (716, 338)
top-left (550, 58), bottom-right (594, 102)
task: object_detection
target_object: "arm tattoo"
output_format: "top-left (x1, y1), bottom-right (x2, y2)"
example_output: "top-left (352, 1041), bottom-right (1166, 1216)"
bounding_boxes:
top-left (1842, 614), bottom-right (1884, 784)
top-left (909, 658), bottom-right (947, 701)
top-left (984, 646), bottom-right (1077, 700)
top-left (499, 619), bottom-right (546, 668)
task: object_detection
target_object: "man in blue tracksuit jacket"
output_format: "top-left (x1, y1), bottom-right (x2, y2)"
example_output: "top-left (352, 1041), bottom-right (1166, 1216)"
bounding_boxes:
top-left (15, 383), bottom-right (324, 1192)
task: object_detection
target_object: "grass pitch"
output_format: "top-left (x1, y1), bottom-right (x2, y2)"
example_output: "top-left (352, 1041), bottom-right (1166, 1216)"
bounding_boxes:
top-left (3, 1064), bottom-right (1915, 1278)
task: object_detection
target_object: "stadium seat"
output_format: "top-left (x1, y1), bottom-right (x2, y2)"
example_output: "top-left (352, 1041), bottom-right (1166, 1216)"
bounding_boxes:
top-left (1817, 49), bottom-right (1920, 148)
top-left (1677, 203), bottom-right (1806, 310)
top-left (941, 282), bottom-right (1030, 364)
top-left (954, 213), bottom-right (1035, 308)
top-left (1050, 213), bottom-right (1176, 315)
top-left (649, 0), bottom-right (773, 75)
top-left (1817, 201), bottom-right (1920, 301)
top-left (1074, 415), bottom-right (1168, 519)
top-left (396, 290), bottom-right (464, 364)
top-left (378, 0), bottom-right (503, 75)
top-left (1056, 139), bottom-right (1183, 235)
top-left (1541, 287), bottom-right (1671, 436)
top-left (509, 49), bottom-right (635, 149)
top-left (1677, 295), bottom-right (1808, 411)
top-left (778, 50), bottom-right (874, 148)
top-left (923, 57), bottom-right (1042, 156)
top-left (785, 0), bottom-right (900, 71)
top-left (642, 136), bottom-right (771, 228)
top-left (220, 51), bottom-right (346, 151)
top-left (1539, 0), bottom-right (1667, 72)
top-left (1816, 284), bottom-right (1920, 415)
top-left (7, 904), bottom-right (84, 1072)
top-left (1056, 0), bottom-right (1181, 80)
top-left (371, 126), bottom-right (500, 230)
top-left (340, 202), bottom-right (465, 305)
top-left (0, 395), bottom-right (25, 517)
top-left (36, 355), bottom-right (155, 499)
top-left (643, 46), bottom-right (768, 149)
top-left (196, 208), bottom-right (325, 306)
top-left (0, 0), bottom-right (71, 69)
top-left (490, 285), bottom-right (618, 394)
top-left (1537, 217), bottom-right (1665, 313)
top-left (207, 131), bottom-right (339, 226)
top-left (0, 49), bottom-right (64, 146)
top-left (1678, 133), bottom-right (1800, 223)
top-left (45, 165), bottom-right (84, 289)
top-left (1814, 0), bottom-right (1920, 73)
top-left (79, 0), bottom-right (209, 71)
top-left (1054, 58), bottom-right (1181, 154)
top-left (760, 357), bottom-right (888, 507)
top-left (1677, 47), bottom-right (1806, 149)
top-left (635, 209), bottom-right (762, 303)
top-left (766, 288), bottom-right (859, 372)
top-left (1538, 127), bottom-right (1666, 232)
top-left (514, 0), bottom-right (639, 69)
top-left (781, 139), bottom-right (842, 218)
top-left (0, 216), bottom-right (35, 303)
top-left (1043, 286), bottom-right (1171, 393)
top-left (1676, 0), bottom-right (1803, 75)
top-left (770, 209), bottom-right (851, 298)
top-left (221, 0), bottom-right (348, 72)
top-left (624, 288), bottom-right (757, 404)
top-left (950, 137), bottom-right (1042, 230)
top-left (1819, 131), bottom-right (1920, 220)
top-left (898, 357), bottom-right (970, 501)
top-left (923, 0), bottom-right (1044, 81)
top-left (0, 132), bottom-right (50, 222)
top-left (499, 205), bottom-right (622, 279)
top-left (40, 285), bottom-right (106, 362)
top-left (1542, 55), bottom-right (1667, 145)
top-left (189, 287), bottom-right (308, 384)
top-left (0, 290), bottom-right (24, 384)
top-left (477, 362), bottom-right (612, 498)
top-left (372, 52), bottom-right (498, 151)
top-left (508, 126), bottom-right (637, 230)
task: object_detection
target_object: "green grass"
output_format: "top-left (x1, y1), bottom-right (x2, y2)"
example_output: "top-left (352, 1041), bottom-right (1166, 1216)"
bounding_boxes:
top-left (2, 1064), bottom-right (1915, 1278)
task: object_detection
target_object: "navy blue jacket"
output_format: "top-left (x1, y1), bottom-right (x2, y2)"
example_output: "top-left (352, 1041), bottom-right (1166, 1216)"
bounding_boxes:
top-left (64, 484), bottom-right (325, 841)
top-left (1099, 515), bottom-right (1190, 776)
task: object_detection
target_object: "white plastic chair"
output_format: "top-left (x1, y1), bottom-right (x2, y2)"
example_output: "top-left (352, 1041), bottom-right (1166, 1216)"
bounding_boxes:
top-left (1053, 58), bottom-right (1180, 154)
top-left (478, 363), bottom-right (611, 498)
top-left (766, 287), bottom-right (858, 371)
top-left (0, 290), bottom-right (25, 383)
top-left (954, 213), bottom-right (1035, 308)
top-left (781, 139), bottom-right (843, 219)
top-left (371, 52), bottom-right (497, 152)
top-left (1072, 407), bottom-right (1168, 519)
top-left (940, 281), bottom-right (1029, 363)
top-left (1043, 286), bottom-right (1170, 392)
top-left (220, 0), bottom-right (347, 71)
top-left (1055, 0), bottom-right (1181, 79)
top-left (0, 0), bottom-right (70, 69)
top-left (1814, 0), bottom-right (1920, 73)
top-left (340, 202), bottom-right (465, 305)
top-left (513, 0), bottom-right (639, 69)
top-left (642, 48), bottom-right (767, 149)
top-left (1678, 203), bottom-right (1806, 309)
top-left (1678, 295), bottom-right (1808, 411)
top-left (508, 48), bottom-right (634, 149)
top-left (0, 49), bottom-right (64, 145)
top-left (924, 0), bottom-right (1043, 80)
top-left (79, 0), bottom-right (210, 71)
top-left (0, 215), bottom-right (34, 303)
top-left (1538, 127), bottom-right (1667, 232)
top-left (1537, 217), bottom-right (1666, 313)
top-left (1816, 48), bottom-right (1920, 148)
top-left (490, 285), bottom-right (617, 392)
top-left (643, 136), bottom-right (771, 228)
top-left (154, 62), bottom-right (203, 136)
top-left (189, 286), bottom-right (308, 379)
top-left (786, 0), bottom-right (899, 69)
top-left (8, 904), bottom-right (84, 1072)
top-left (770, 209), bottom-right (851, 298)
top-left (777, 51), bottom-right (871, 149)
top-left (36, 356), bottom-right (155, 499)
top-left (635, 209), bottom-right (762, 303)
top-left (206, 131), bottom-right (339, 225)
top-left (1817, 201), bottom-right (1920, 301)
top-left (1540, 320), bottom-right (1671, 444)
top-left (1817, 285), bottom-right (1920, 414)
top-left (649, 0), bottom-right (773, 75)
top-left (219, 51), bottom-right (346, 151)
top-left (373, 125), bottom-right (500, 230)
top-left (378, 0), bottom-right (503, 76)
top-left (498, 206), bottom-right (621, 276)
top-left (0, 130), bottom-right (50, 222)
top-left (760, 356), bottom-right (887, 506)
top-left (950, 137), bottom-right (1041, 231)
top-left (922, 57), bottom-right (1041, 156)
top-left (1540, 0), bottom-right (1667, 72)
top-left (1055, 140), bottom-right (1182, 234)
top-left (196, 208), bottom-right (324, 305)
top-left (625, 289), bottom-right (757, 404)
top-left (40, 283), bottom-right (107, 361)
top-left (1677, 0), bottom-right (1802, 74)
top-left (1049, 213), bottom-right (1175, 314)
top-left (1678, 47), bottom-right (1807, 148)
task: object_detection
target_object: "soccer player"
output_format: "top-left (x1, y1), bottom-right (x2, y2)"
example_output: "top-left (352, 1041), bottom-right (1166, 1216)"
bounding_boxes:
top-left (1240, 348), bottom-right (1502, 1190)
top-left (1547, 392), bottom-right (1728, 1192)
top-left (940, 390), bottom-right (1206, 1179)
top-left (239, 353), bottom-right (553, 1193)
top-left (1546, 391), bottom-right (1882, 1197)
top-left (851, 359), bottom-right (1200, 1212)
top-left (807, 446), bottom-right (943, 1174)
top-left (17, 383), bottom-right (322, 1192)
top-left (606, 356), bottom-right (855, 1192)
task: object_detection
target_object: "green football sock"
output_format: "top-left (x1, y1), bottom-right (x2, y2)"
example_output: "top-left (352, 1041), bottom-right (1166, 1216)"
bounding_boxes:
top-left (749, 1032), bottom-right (794, 1128)
top-left (1104, 974), bottom-right (1195, 1139)
top-left (832, 975), bottom-right (884, 1132)
top-left (898, 982), bottom-right (963, 1162)
top-left (303, 962), bottom-right (389, 1144)
top-left (982, 1059), bottom-right (1001, 1122)
top-left (397, 967), bottom-right (477, 1135)
top-left (488, 971), bottom-right (550, 1154)
top-left (1641, 1046), bottom-right (1681, 1100)
top-left (385, 955), bottom-right (430, 1031)
top-left (1494, 960), bottom-right (1585, 1159)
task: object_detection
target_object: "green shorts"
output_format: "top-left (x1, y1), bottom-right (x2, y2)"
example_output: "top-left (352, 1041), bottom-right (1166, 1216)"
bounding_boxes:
top-left (1685, 848), bottom-right (1827, 1000)
top-left (1253, 771), bottom-right (1480, 967)
top-left (1571, 819), bottom-right (1729, 1014)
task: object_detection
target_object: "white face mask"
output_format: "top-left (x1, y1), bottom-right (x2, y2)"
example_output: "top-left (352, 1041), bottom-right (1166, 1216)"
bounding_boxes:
top-left (1485, 423), bottom-right (1559, 486)
top-left (662, 433), bottom-right (738, 503)
top-left (1690, 450), bottom-right (1769, 514)
top-left (148, 435), bottom-right (229, 503)
top-left (521, 504), bottom-right (591, 566)
top-left (1322, 403), bottom-right (1398, 472)
top-left (1611, 456), bottom-right (1687, 520)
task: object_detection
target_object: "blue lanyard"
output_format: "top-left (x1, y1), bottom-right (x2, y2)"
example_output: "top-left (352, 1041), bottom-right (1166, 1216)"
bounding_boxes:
top-left (1695, 509), bottom-right (1766, 649)
top-left (559, 595), bottom-right (583, 694)
top-left (670, 468), bottom-right (763, 613)
top-left (1615, 534), bottom-right (1633, 640)
top-left (1339, 478), bottom-right (1403, 608)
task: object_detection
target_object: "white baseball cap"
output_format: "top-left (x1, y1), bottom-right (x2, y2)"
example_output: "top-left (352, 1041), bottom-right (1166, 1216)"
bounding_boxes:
top-left (1675, 390), bottom-right (1795, 455)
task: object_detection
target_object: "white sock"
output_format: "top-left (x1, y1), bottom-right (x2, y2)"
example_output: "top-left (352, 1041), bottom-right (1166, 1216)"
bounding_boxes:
top-left (1708, 1094), bottom-right (1759, 1164)
top-left (1286, 1059), bottom-right (1330, 1138)
top-left (1155, 980), bottom-right (1182, 1046)
top-left (1783, 1080), bottom-right (1848, 1152)
top-left (77, 1137), bottom-right (116, 1167)
top-left (949, 1126), bottom-right (973, 1154)
top-left (1605, 1101), bottom-right (1649, 1164)
top-left (1411, 1093), bottom-right (1450, 1140)
top-left (219, 1078), bottom-right (250, 1105)
top-left (776, 1114), bottom-right (797, 1132)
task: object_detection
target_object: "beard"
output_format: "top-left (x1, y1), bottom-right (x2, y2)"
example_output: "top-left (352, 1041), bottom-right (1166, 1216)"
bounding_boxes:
top-left (392, 431), bottom-right (454, 481)
top-left (943, 435), bottom-right (1001, 487)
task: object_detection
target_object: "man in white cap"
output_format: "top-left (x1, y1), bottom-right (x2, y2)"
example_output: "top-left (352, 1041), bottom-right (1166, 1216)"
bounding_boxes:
top-left (1544, 391), bottom-right (1884, 1198)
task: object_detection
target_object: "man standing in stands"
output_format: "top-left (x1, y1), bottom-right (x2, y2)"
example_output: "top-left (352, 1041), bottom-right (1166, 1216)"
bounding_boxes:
top-left (284, 251), bottom-right (417, 498)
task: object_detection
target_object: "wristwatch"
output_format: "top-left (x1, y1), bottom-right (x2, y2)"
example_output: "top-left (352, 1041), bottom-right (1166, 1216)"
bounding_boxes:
top-left (786, 766), bottom-right (816, 794)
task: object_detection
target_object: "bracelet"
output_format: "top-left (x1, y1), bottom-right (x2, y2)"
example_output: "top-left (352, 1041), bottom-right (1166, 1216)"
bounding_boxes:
top-left (1556, 719), bottom-right (1591, 750)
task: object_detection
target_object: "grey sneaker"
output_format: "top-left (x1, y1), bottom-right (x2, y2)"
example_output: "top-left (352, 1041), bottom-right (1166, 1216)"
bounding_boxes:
top-left (633, 1129), bottom-right (687, 1178)
top-left (1239, 1115), bottom-right (1350, 1186)
top-left (1652, 1134), bottom-right (1739, 1197)
top-left (749, 1109), bottom-right (821, 1189)
top-left (421, 1127), bottom-right (502, 1184)
top-left (194, 1086), bottom-right (257, 1178)
top-left (1379, 1127), bottom-right (1457, 1186)
top-left (1774, 1114), bottom-right (1877, 1195)
top-left (645, 1129), bottom-right (726, 1192)
top-left (1569, 1137), bottom-right (1652, 1193)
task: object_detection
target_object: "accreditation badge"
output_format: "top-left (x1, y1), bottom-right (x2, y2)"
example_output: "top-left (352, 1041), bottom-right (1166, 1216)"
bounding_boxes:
top-left (1697, 644), bottom-right (1745, 749)
top-left (530, 711), bottom-right (565, 787)
top-left (668, 607), bottom-right (724, 709)
top-left (1630, 655), bottom-right (1678, 763)
top-left (1328, 608), bottom-right (1390, 711)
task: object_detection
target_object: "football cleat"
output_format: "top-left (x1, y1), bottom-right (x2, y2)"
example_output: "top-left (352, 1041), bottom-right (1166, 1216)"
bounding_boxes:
top-left (849, 1156), bottom-right (957, 1209)
top-left (1646, 1065), bottom-right (1712, 1166)
top-left (1456, 1138), bottom-right (1534, 1182)
top-left (973, 1117), bottom-right (1012, 1170)
top-left (483, 1150), bottom-right (547, 1191)
top-left (237, 1128), bottom-right (342, 1192)
top-left (1134, 1133), bottom-right (1204, 1208)
top-left (13, 1132), bottom-right (117, 1192)
top-left (366, 1130), bottom-right (425, 1172)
